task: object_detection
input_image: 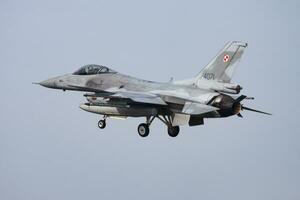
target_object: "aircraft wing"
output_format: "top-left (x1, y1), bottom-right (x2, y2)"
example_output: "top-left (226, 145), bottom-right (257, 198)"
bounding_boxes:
top-left (75, 84), bottom-right (218, 114)
top-left (68, 84), bottom-right (167, 105)
top-left (110, 91), bottom-right (168, 105)
top-left (94, 91), bottom-right (218, 114)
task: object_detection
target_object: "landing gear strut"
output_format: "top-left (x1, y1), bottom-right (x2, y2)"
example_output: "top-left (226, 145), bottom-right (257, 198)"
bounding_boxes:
top-left (156, 115), bottom-right (180, 137)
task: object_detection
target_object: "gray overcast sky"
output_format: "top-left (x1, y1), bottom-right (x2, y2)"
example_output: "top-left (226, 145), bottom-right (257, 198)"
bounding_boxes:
top-left (1, 0), bottom-right (299, 200)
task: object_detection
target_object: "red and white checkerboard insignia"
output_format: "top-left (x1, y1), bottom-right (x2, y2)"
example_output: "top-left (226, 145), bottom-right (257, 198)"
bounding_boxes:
top-left (223, 54), bottom-right (230, 63)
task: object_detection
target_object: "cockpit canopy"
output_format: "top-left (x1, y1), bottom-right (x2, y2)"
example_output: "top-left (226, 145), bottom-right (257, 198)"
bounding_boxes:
top-left (73, 64), bottom-right (117, 75)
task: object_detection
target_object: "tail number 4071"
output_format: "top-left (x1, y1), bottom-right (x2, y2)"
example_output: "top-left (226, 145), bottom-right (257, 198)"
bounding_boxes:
top-left (203, 72), bottom-right (215, 80)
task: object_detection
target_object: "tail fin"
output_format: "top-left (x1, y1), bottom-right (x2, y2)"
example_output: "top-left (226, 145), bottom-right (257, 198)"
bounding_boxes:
top-left (196, 41), bottom-right (247, 83)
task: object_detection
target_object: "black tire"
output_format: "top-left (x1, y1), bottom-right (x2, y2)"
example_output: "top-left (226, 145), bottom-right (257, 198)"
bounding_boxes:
top-left (138, 123), bottom-right (150, 137)
top-left (167, 126), bottom-right (180, 137)
top-left (98, 120), bottom-right (106, 129)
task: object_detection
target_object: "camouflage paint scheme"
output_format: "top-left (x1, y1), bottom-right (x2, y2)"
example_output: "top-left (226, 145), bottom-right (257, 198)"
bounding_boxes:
top-left (37, 41), bottom-right (270, 136)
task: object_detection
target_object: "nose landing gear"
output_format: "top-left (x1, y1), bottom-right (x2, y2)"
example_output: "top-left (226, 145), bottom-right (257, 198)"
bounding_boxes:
top-left (98, 115), bottom-right (107, 129)
top-left (98, 120), bottom-right (106, 129)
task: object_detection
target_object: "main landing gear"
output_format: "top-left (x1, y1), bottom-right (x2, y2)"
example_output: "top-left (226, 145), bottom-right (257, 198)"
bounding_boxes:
top-left (137, 123), bottom-right (150, 137)
top-left (167, 125), bottom-right (180, 137)
top-left (137, 115), bottom-right (180, 137)
top-left (97, 115), bottom-right (180, 137)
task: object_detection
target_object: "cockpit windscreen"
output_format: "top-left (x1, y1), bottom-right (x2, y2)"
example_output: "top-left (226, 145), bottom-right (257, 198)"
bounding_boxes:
top-left (73, 64), bottom-right (117, 75)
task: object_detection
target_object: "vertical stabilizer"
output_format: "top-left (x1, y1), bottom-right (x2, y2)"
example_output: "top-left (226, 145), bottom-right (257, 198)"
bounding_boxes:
top-left (196, 41), bottom-right (247, 83)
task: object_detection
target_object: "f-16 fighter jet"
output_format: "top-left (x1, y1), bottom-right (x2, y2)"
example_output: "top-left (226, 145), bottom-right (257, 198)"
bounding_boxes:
top-left (37, 41), bottom-right (271, 137)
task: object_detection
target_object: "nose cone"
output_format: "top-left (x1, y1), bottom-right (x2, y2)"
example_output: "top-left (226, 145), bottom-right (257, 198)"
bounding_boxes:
top-left (39, 78), bottom-right (56, 88)
top-left (36, 74), bottom-right (75, 91)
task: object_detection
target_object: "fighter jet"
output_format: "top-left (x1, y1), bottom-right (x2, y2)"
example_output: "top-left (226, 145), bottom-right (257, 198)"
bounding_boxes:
top-left (37, 41), bottom-right (271, 137)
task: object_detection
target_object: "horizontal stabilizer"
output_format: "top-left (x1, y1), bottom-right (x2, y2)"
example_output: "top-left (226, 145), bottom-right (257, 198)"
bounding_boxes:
top-left (182, 102), bottom-right (218, 115)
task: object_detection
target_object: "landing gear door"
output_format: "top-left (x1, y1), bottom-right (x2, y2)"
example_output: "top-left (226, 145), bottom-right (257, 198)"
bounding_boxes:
top-left (172, 113), bottom-right (190, 126)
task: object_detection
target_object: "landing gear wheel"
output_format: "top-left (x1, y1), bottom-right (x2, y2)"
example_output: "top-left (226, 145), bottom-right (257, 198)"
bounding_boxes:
top-left (167, 126), bottom-right (180, 137)
top-left (138, 123), bottom-right (150, 137)
top-left (98, 120), bottom-right (106, 129)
